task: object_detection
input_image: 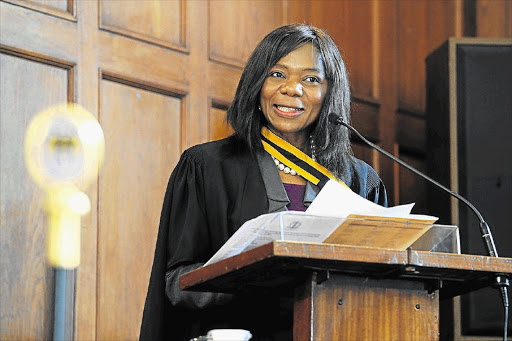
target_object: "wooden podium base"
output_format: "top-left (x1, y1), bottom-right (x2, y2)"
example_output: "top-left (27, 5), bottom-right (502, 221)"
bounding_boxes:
top-left (294, 272), bottom-right (439, 341)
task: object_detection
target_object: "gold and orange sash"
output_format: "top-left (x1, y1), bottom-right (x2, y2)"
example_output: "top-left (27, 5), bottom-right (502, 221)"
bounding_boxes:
top-left (261, 127), bottom-right (349, 189)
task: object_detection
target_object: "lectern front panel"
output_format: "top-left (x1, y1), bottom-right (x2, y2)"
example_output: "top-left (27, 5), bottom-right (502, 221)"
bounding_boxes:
top-left (294, 272), bottom-right (439, 341)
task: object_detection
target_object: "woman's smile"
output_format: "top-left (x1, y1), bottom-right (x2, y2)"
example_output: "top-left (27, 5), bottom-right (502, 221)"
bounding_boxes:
top-left (273, 104), bottom-right (305, 118)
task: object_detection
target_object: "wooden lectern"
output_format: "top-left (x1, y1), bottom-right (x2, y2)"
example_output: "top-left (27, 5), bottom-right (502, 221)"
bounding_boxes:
top-left (180, 241), bottom-right (512, 340)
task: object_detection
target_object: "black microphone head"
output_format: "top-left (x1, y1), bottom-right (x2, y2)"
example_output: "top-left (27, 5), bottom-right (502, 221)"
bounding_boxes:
top-left (328, 112), bottom-right (344, 126)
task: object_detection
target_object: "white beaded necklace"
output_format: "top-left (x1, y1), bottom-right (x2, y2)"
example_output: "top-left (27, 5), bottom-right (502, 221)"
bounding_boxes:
top-left (271, 136), bottom-right (316, 176)
top-left (271, 155), bottom-right (298, 176)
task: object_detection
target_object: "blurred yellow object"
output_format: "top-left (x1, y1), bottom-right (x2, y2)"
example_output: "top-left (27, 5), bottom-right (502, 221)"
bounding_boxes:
top-left (24, 103), bottom-right (104, 268)
top-left (45, 184), bottom-right (90, 268)
top-left (24, 103), bottom-right (104, 191)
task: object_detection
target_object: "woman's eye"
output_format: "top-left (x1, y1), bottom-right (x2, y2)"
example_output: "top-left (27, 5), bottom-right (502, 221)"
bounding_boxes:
top-left (269, 71), bottom-right (285, 78)
top-left (304, 76), bottom-right (320, 83)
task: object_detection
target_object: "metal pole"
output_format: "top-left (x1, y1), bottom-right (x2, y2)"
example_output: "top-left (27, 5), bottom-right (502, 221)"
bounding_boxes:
top-left (53, 267), bottom-right (75, 341)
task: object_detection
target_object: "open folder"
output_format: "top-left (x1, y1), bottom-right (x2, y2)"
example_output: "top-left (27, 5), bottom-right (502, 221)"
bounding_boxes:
top-left (205, 180), bottom-right (440, 266)
top-left (204, 212), bottom-right (437, 266)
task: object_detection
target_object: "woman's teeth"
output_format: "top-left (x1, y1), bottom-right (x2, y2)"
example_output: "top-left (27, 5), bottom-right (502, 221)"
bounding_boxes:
top-left (276, 105), bottom-right (302, 112)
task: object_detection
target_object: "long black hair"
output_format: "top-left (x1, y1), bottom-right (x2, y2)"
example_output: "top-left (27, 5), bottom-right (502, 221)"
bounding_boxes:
top-left (226, 24), bottom-right (352, 180)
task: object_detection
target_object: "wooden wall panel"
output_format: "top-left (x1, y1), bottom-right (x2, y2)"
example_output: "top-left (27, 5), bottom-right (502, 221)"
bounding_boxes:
top-left (209, 101), bottom-right (232, 141)
top-left (207, 62), bottom-right (242, 104)
top-left (0, 2), bottom-right (78, 58)
top-left (25, 0), bottom-right (68, 12)
top-left (477, 0), bottom-right (512, 38)
top-left (97, 77), bottom-right (183, 340)
top-left (100, 0), bottom-right (187, 51)
top-left (320, 1), bottom-right (376, 100)
top-left (98, 35), bottom-right (189, 97)
top-left (373, 0), bottom-right (399, 205)
top-left (0, 50), bottom-right (71, 340)
top-left (31, 0), bottom-right (68, 11)
top-left (397, 1), bottom-right (459, 112)
top-left (397, 111), bottom-right (426, 154)
top-left (398, 153), bottom-right (428, 214)
top-left (208, 0), bottom-right (287, 68)
top-left (350, 98), bottom-right (380, 141)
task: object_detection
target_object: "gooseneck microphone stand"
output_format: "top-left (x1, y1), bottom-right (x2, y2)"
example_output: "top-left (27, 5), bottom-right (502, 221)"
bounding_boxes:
top-left (328, 112), bottom-right (510, 341)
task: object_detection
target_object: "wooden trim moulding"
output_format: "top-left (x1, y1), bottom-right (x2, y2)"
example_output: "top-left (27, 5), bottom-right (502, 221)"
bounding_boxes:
top-left (0, 44), bottom-right (77, 103)
top-left (2, 0), bottom-right (76, 22)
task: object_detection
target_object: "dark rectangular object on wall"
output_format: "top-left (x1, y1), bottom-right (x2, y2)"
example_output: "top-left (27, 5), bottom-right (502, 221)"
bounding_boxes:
top-left (426, 38), bottom-right (512, 339)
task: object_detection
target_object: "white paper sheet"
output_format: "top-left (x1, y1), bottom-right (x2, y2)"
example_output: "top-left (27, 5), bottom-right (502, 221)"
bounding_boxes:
top-left (204, 211), bottom-right (345, 266)
top-left (306, 180), bottom-right (414, 217)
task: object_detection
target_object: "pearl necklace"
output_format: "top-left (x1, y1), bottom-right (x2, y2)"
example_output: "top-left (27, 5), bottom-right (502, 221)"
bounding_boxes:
top-left (271, 155), bottom-right (298, 176)
top-left (271, 136), bottom-right (316, 176)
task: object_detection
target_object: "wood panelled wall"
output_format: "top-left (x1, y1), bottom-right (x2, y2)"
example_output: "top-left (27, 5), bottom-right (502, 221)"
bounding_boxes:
top-left (0, 0), bottom-right (510, 340)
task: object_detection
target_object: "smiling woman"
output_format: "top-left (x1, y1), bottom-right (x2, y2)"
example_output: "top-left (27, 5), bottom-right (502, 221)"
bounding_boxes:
top-left (140, 24), bottom-right (388, 341)
top-left (227, 24), bottom-right (357, 183)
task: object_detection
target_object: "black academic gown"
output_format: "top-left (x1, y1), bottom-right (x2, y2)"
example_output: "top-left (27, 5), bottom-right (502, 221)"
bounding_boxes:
top-left (139, 135), bottom-right (387, 341)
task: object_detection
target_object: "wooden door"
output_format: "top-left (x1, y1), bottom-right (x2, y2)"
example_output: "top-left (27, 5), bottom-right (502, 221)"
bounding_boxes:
top-left (0, 0), bottom-right (286, 339)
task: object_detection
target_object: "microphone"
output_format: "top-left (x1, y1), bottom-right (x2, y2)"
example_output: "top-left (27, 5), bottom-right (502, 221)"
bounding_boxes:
top-left (328, 112), bottom-right (509, 339)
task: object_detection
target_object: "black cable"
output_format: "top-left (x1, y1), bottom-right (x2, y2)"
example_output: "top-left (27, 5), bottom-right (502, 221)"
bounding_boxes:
top-left (502, 284), bottom-right (509, 341)
top-left (505, 306), bottom-right (509, 341)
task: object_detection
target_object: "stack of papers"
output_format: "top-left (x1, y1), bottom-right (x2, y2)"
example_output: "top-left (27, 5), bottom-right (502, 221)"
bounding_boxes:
top-left (205, 180), bottom-right (438, 266)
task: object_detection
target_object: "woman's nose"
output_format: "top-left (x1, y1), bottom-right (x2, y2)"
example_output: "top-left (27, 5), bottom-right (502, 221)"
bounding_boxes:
top-left (280, 79), bottom-right (303, 97)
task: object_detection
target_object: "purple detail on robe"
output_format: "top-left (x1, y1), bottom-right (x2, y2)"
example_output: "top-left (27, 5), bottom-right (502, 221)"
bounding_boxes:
top-left (283, 183), bottom-right (307, 212)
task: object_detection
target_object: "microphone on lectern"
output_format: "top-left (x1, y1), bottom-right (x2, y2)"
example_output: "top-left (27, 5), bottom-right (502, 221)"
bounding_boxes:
top-left (328, 112), bottom-right (509, 340)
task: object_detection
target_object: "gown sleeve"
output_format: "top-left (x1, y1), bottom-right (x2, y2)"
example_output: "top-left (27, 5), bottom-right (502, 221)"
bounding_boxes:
top-left (140, 148), bottom-right (231, 341)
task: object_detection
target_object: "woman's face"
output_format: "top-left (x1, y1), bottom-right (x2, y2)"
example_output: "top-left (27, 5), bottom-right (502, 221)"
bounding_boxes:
top-left (260, 43), bottom-right (328, 147)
